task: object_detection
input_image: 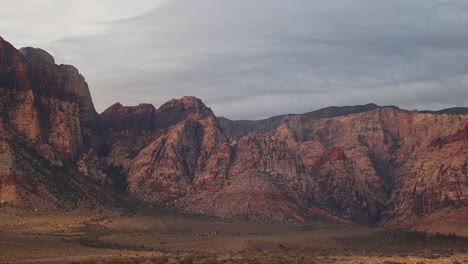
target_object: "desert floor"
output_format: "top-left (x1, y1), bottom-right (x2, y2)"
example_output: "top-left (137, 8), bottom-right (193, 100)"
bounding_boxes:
top-left (0, 207), bottom-right (467, 264)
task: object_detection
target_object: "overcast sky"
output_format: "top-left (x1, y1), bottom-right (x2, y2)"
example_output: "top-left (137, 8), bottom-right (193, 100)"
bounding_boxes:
top-left (2, 0), bottom-right (468, 119)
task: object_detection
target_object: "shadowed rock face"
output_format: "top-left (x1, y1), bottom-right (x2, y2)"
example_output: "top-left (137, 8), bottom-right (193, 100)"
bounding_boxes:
top-left (0, 37), bottom-right (108, 208)
top-left (1, 41), bottom-right (102, 160)
top-left (0, 36), bottom-right (466, 229)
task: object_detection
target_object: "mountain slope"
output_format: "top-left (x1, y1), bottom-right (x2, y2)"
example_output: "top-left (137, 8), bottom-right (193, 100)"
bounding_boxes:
top-left (0, 36), bottom-right (111, 209)
top-left (101, 98), bottom-right (467, 227)
top-left (0, 36), bottom-right (466, 231)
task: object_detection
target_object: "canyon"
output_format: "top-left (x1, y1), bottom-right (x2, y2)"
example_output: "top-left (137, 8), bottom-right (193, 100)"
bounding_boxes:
top-left (0, 36), bottom-right (466, 233)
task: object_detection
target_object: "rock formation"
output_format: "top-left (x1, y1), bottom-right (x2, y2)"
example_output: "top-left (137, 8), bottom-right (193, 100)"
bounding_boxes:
top-left (0, 37), bottom-right (109, 209)
top-left (101, 98), bottom-right (467, 227)
top-left (0, 36), bottom-right (466, 231)
top-left (216, 106), bottom-right (468, 227)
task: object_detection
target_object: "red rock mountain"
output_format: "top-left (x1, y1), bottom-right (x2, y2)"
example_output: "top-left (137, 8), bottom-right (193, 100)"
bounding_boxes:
top-left (1, 36), bottom-right (467, 231)
top-left (0, 37), bottom-right (109, 209)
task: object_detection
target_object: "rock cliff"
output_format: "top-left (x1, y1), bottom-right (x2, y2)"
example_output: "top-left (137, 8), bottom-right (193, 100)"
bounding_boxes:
top-left (102, 98), bottom-right (467, 227)
top-left (217, 106), bottom-right (467, 227)
top-left (0, 37), bottom-right (109, 209)
top-left (0, 36), bottom-right (466, 231)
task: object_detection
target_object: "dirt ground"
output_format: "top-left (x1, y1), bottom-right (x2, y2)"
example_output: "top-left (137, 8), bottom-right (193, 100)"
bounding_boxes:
top-left (0, 207), bottom-right (467, 264)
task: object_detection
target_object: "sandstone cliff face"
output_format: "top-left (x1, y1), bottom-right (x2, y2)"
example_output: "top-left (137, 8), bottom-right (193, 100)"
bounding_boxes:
top-left (97, 89), bottom-right (468, 227)
top-left (100, 102), bottom-right (158, 175)
top-left (176, 133), bottom-right (308, 222)
top-left (0, 37), bottom-right (110, 208)
top-left (106, 96), bottom-right (466, 226)
top-left (219, 107), bottom-right (468, 226)
top-left (100, 97), bottom-right (310, 222)
top-left (100, 96), bottom-right (221, 171)
top-left (1, 39), bottom-right (102, 161)
top-left (125, 97), bottom-right (226, 200)
top-left (384, 115), bottom-right (468, 228)
top-left (19, 46), bottom-right (102, 160)
top-left (0, 36), bottom-right (466, 230)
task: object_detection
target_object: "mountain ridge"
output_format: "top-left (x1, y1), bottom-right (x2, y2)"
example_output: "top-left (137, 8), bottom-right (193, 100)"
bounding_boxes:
top-left (1, 37), bottom-right (467, 233)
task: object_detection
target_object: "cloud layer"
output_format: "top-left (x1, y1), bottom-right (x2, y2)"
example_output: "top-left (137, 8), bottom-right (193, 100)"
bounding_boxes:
top-left (3, 0), bottom-right (468, 119)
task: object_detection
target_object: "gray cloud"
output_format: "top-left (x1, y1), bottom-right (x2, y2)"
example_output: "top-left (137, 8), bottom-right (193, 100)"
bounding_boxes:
top-left (4, 0), bottom-right (468, 119)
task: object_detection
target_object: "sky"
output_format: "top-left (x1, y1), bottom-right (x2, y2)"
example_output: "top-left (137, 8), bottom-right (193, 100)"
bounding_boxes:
top-left (1, 0), bottom-right (468, 120)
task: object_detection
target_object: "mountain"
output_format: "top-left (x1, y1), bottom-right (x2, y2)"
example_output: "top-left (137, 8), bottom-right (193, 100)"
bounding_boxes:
top-left (0, 36), bottom-right (111, 210)
top-left (217, 106), bottom-right (468, 228)
top-left (0, 36), bottom-right (466, 232)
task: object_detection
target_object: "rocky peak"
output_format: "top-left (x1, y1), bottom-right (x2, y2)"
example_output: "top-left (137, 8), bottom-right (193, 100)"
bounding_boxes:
top-left (0, 36), bottom-right (111, 209)
top-left (19, 47), bottom-right (55, 65)
top-left (303, 103), bottom-right (382, 119)
top-left (155, 96), bottom-right (215, 129)
top-left (217, 103), bottom-right (396, 139)
top-left (419, 107), bottom-right (468, 115)
top-left (0, 37), bottom-right (102, 158)
top-left (0, 37), bottom-right (29, 89)
top-left (100, 102), bottom-right (157, 133)
top-left (101, 102), bottom-right (156, 116)
top-left (19, 47), bottom-right (93, 105)
top-left (160, 96), bottom-right (212, 114)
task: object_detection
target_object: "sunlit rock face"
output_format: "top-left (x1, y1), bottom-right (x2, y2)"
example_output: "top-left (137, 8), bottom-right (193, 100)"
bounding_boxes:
top-left (0, 37), bottom-right (109, 209)
top-left (218, 106), bottom-right (468, 226)
top-left (0, 35), bottom-right (466, 228)
top-left (0, 38), bottom-right (103, 160)
top-left (108, 95), bottom-right (467, 226)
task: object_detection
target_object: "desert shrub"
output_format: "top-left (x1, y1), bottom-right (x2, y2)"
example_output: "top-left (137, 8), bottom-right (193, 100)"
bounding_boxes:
top-left (153, 256), bottom-right (169, 264)
top-left (179, 255), bottom-right (195, 264)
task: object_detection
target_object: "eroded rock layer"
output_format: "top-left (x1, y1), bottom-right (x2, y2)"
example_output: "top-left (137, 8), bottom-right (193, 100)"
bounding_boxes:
top-left (0, 36), bottom-right (466, 230)
top-left (101, 97), bottom-right (467, 227)
top-left (0, 37), bottom-right (109, 209)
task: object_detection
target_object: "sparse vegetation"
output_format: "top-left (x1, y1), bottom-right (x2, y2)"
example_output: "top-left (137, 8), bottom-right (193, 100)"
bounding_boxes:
top-left (0, 209), bottom-right (467, 263)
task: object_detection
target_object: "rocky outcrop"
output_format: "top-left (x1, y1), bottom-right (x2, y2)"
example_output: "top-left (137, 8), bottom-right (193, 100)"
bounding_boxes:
top-left (101, 98), bottom-right (310, 222)
top-left (126, 97), bottom-right (226, 201)
top-left (100, 102), bottom-right (156, 140)
top-left (1, 39), bottom-right (103, 161)
top-left (111, 98), bottom-right (467, 227)
top-left (0, 37), bottom-right (110, 209)
top-left (18, 46), bottom-right (103, 159)
top-left (218, 106), bottom-right (467, 227)
top-left (383, 114), bottom-right (468, 228)
top-left (176, 134), bottom-right (307, 222)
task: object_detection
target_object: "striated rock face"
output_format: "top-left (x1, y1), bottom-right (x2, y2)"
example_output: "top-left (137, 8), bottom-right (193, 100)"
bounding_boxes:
top-left (383, 115), bottom-right (468, 228)
top-left (105, 98), bottom-right (466, 227)
top-left (176, 134), bottom-right (308, 222)
top-left (18, 46), bottom-right (103, 159)
top-left (126, 98), bottom-right (226, 200)
top-left (0, 36), bottom-right (466, 231)
top-left (100, 102), bottom-right (157, 173)
top-left (1, 40), bottom-right (103, 161)
top-left (217, 107), bottom-right (468, 227)
top-left (0, 37), bottom-right (110, 209)
top-left (101, 102), bottom-right (156, 139)
top-left (100, 97), bottom-right (311, 222)
top-left (154, 96), bottom-right (215, 128)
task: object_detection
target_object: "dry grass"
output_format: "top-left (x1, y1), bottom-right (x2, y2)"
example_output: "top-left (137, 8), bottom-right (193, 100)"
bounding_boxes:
top-left (0, 207), bottom-right (467, 264)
